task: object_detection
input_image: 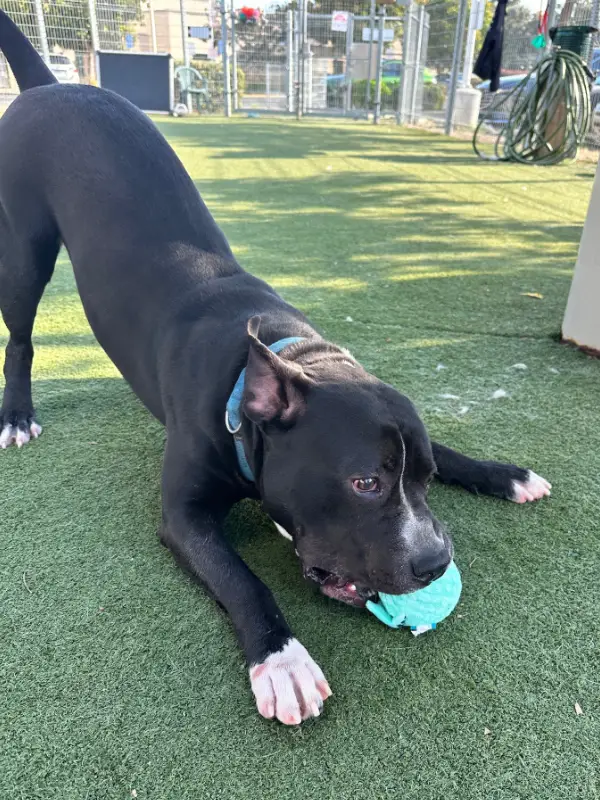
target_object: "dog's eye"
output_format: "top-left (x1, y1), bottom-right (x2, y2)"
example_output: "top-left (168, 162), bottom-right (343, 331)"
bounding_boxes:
top-left (353, 477), bottom-right (380, 494)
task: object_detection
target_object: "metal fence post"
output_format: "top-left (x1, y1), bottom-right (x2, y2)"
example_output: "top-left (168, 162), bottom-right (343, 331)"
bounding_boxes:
top-left (148, 0), bottom-right (158, 53)
top-left (297, 0), bottom-right (308, 117)
top-left (296, 5), bottom-right (302, 120)
top-left (266, 62), bottom-right (271, 103)
top-left (220, 0), bottom-right (232, 117)
top-left (409, 4), bottom-right (425, 122)
top-left (344, 13), bottom-right (354, 113)
top-left (365, 0), bottom-right (376, 108)
top-left (589, 0), bottom-right (600, 65)
top-left (33, 0), bottom-right (50, 64)
top-left (230, 0), bottom-right (238, 110)
top-left (444, 0), bottom-right (469, 135)
top-left (397, 2), bottom-right (412, 123)
top-left (373, 7), bottom-right (385, 124)
top-left (287, 9), bottom-right (294, 113)
top-left (87, 0), bottom-right (100, 83)
top-left (180, 0), bottom-right (189, 66)
top-left (297, 0), bottom-right (303, 119)
top-left (179, 0), bottom-right (191, 111)
top-left (546, 0), bottom-right (557, 53)
top-left (306, 50), bottom-right (313, 111)
top-left (302, 0), bottom-right (309, 114)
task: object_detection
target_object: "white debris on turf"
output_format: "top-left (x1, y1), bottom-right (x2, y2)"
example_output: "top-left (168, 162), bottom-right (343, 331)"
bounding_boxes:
top-left (510, 363), bottom-right (528, 370)
top-left (439, 393), bottom-right (460, 399)
top-left (436, 363), bottom-right (447, 371)
top-left (458, 406), bottom-right (470, 415)
top-left (490, 389), bottom-right (509, 399)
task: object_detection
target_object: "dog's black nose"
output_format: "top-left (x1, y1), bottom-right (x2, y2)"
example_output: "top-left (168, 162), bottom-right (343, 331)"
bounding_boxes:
top-left (411, 548), bottom-right (451, 583)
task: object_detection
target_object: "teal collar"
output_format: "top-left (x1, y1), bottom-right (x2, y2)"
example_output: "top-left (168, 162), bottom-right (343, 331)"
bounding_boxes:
top-left (225, 337), bottom-right (305, 482)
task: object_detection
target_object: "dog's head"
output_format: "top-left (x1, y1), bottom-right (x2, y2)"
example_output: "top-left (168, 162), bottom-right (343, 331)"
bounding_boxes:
top-left (242, 323), bottom-right (452, 607)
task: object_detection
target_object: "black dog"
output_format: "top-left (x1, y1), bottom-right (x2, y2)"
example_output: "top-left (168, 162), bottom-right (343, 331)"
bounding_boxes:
top-left (0, 13), bottom-right (550, 725)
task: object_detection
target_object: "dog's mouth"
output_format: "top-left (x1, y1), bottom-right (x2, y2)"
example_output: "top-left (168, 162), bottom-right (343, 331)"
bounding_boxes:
top-left (303, 566), bottom-right (377, 608)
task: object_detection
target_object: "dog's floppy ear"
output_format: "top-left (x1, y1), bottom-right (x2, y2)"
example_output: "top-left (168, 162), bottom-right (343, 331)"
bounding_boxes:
top-left (243, 317), bottom-right (309, 425)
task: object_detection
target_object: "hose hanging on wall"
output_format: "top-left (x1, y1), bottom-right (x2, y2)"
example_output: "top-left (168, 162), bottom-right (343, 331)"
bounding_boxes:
top-left (472, 48), bottom-right (593, 166)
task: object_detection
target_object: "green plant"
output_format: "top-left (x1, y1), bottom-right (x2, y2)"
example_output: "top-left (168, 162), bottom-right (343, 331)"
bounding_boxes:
top-left (350, 78), bottom-right (395, 109)
top-left (423, 82), bottom-right (447, 110)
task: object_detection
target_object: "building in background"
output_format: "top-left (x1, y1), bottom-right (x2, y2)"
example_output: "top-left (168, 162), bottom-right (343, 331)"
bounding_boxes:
top-left (135, 0), bottom-right (215, 60)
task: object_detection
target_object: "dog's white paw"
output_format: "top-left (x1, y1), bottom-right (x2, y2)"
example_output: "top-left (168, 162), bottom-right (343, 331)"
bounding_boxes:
top-left (250, 638), bottom-right (332, 725)
top-left (512, 470), bottom-right (551, 503)
top-left (0, 421), bottom-right (42, 449)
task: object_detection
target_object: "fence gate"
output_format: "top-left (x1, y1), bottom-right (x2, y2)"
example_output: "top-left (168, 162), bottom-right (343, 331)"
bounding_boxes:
top-left (231, 7), bottom-right (429, 120)
top-left (398, 4), bottom-right (430, 124)
top-left (0, 0), bottom-right (442, 129)
top-left (234, 9), bottom-right (294, 112)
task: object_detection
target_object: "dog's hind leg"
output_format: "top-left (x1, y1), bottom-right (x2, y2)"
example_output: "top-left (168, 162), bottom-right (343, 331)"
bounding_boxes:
top-left (0, 226), bottom-right (60, 448)
top-left (431, 442), bottom-right (551, 504)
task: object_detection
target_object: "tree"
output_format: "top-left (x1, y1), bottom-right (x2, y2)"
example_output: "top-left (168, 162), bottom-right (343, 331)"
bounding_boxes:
top-left (505, 0), bottom-right (540, 40)
top-left (425, 0), bottom-right (538, 75)
top-left (502, 0), bottom-right (540, 70)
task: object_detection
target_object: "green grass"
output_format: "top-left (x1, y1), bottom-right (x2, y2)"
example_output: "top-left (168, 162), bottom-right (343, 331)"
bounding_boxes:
top-left (1, 118), bottom-right (599, 800)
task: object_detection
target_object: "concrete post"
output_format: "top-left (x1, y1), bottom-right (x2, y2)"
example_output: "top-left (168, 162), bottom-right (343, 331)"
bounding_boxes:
top-left (562, 159), bottom-right (600, 353)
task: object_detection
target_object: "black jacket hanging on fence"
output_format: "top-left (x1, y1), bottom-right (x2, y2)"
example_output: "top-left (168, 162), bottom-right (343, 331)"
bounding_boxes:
top-left (474, 0), bottom-right (509, 92)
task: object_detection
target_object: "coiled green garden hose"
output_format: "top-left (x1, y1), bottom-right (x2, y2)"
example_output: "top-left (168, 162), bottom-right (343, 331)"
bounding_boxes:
top-left (472, 48), bottom-right (593, 165)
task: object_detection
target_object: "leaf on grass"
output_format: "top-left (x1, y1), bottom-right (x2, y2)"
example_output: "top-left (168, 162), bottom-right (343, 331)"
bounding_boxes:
top-left (521, 292), bottom-right (544, 299)
top-left (575, 702), bottom-right (583, 716)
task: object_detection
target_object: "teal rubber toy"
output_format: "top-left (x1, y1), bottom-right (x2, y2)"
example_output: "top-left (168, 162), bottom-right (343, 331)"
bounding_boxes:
top-left (366, 561), bottom-right (462, 634)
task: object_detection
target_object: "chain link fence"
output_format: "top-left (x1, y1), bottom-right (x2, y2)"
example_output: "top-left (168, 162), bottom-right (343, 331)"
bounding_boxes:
top-left (231, 1), bottom-right (461, 130)
top-left (474, 1), bottom-right (600, 156)
top-left (0, 0), bottom-right (461, 130)
top-left (1, 0), bottom-right (599, 158)
top-left (0, 0), bottom-right (214, 96)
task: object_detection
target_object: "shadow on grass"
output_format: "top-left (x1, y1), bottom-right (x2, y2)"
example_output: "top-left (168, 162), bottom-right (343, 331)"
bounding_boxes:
top-left (16, 163), bottom-right (579, 350)
top-left (188, 170), bottom-right (579, 337)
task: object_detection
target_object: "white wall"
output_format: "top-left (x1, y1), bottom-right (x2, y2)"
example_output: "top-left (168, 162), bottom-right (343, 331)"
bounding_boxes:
top-left (562, 159), bottom-right (600, 353)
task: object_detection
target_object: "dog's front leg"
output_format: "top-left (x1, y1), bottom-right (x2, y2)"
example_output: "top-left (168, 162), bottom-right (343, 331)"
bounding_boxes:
top-left (160, 439), bottom-right (331, 725)
top-left (431, 442), bottom-right (551, 503)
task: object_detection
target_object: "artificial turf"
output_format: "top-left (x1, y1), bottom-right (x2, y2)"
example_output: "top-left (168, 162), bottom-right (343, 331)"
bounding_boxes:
top-left (1, 118), bottom-right (599, 800)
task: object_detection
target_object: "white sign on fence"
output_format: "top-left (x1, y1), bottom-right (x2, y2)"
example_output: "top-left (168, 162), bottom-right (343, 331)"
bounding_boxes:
top-left (331, 11), bottom-right (350, 32)
top-left (362, 27), bottom-right (394, 42)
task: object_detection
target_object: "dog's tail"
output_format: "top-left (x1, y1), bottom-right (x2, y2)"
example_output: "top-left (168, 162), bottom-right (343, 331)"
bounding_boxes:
top-left (0, 10), bottom-right (57, 92)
